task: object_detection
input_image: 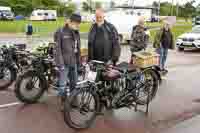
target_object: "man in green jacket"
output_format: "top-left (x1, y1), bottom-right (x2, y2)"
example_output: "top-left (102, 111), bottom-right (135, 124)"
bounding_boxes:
top-left (153, 21), bottom-right (175, 74)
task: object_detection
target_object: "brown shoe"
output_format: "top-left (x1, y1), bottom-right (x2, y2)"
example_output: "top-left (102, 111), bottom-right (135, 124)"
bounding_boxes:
top-left (58, 96), bottom-right (65, 112)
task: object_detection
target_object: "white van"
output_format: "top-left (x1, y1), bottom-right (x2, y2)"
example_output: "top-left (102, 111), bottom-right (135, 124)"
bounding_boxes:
top-left (105, 8), bottom-right (151, 44)
top-left (0, 6), bottom-right (14, 20)
top-left (105, 9), bottom-right (136, 44)
top-left (30, 9), bottom-right (57, 21)
top-left (81, 12), bottom-right (95, 22)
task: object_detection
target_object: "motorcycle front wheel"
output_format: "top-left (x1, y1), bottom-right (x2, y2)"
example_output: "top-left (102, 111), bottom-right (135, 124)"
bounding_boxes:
top-left (15, 70), bottom-right (47, 104)
top-left (63, 86), bottom-right (100, 130)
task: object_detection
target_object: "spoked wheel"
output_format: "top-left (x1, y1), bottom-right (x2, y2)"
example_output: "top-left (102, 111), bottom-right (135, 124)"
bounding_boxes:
top-left (0, 65), bottom-right (16, 90)
top-left (135, 69), bottom-right (159, 105)
top-left (78, 68), bottom-right (86, 81)
top-left (15, 71), bottom-right (47, 104)
top-left (64, 87), bottom-right (100, 129)
top-left (78, 73), bottom-right (86, 82)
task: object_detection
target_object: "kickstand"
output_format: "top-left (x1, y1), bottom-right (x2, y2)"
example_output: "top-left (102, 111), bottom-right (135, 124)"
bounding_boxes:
top-left (135, 103), bottom-right (138, 112)
top-left (146, 101), bottom-right (149, 115)
top-left (145, 87), bottom-right (150, 115)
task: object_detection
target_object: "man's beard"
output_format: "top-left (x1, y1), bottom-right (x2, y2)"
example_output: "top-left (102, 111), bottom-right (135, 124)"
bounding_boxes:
top-left (97, 21), bottom-right (104, 27)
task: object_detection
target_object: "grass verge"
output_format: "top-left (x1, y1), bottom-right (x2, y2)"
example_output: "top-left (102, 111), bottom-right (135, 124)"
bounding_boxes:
top-left (0, 19), bottom-right (91, 35)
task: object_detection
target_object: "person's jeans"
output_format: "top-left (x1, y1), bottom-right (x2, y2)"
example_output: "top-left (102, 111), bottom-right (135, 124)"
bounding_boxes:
top-left (156, 47), bottom-right (168, 70)
top-left (58, 64), bottom-right (78, 96)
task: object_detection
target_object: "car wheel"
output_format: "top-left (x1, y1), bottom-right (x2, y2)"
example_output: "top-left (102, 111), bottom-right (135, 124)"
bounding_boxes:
top-left (178, 47), bottom-right (184, 51)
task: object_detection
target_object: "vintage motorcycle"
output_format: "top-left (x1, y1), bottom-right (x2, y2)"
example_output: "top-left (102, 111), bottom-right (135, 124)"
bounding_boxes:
top-left (14, 44), bottom-right (59, 103)
top-left (63, 60), bottom-right (160, 129)
top-left (14, 44), bottom-right (86, 104)
top-left (0, 44), bottom-right (30, 90)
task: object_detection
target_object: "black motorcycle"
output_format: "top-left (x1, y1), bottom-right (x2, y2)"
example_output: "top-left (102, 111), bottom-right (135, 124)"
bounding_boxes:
top-left (0, 44), bottom-right (30, 90)
top-left (15, 44), bottom-right (87, 104)
top-left (63, 60), bottom-right (160, 129)
top-left (14, 44), bottom-right (58, 104)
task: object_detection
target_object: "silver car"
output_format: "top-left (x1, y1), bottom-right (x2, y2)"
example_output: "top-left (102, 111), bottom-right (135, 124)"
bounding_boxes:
top-left (176, 26), bottom-right (200, 51)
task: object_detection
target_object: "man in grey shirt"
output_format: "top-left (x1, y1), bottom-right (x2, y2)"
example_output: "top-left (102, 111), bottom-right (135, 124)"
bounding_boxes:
top-left (54, 13), bottom-right (81, 97)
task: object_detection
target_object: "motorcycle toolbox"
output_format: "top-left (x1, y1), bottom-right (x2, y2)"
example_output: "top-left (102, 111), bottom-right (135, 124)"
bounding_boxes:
top-left (14, 43), bottom-right (26, 51)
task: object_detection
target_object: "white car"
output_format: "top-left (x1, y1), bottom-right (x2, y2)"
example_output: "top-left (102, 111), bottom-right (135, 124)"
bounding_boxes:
top-left (176, 26), bottom-right (200, 51)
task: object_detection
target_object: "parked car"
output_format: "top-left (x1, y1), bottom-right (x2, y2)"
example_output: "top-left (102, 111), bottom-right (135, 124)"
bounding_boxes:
top-left (193, 16), bottom-right (200, 26)
top-left (1, 11), bottom-right (14, 21)
top-left (176, 26), bottom-right (200, 51)
top-left (0, 6), bottom-right (14, 21)
top-left (0, 6), bottom-right (14, 20)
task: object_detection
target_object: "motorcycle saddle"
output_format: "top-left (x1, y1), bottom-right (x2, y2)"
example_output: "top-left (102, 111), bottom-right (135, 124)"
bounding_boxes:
top-left (103, 68), bottom-right (121, 81)
top-left (116, 62), bottom-right (137, 73)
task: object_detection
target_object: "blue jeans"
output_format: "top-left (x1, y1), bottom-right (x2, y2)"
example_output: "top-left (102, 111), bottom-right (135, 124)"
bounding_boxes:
top-left (58, 64), bottom-right (78, 96)
top-left (156, 47), bottom-right (168, 70)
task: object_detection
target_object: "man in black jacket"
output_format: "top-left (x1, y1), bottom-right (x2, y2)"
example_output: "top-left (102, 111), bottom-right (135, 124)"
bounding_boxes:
top-left (54, 13), bottom-right (81, 97)
top-left (88, 9), bottom-right (121, 65)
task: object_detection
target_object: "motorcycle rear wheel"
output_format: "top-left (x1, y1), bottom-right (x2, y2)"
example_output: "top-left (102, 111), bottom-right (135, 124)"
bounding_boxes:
top-left (0, 65), bottom-right (17, 90)
top-left (135, 69), bottom-right (159, 105)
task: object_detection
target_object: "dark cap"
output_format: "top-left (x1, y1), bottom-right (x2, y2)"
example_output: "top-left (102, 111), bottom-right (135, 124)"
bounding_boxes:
top-left (70, 13), bottom-right (82, 23)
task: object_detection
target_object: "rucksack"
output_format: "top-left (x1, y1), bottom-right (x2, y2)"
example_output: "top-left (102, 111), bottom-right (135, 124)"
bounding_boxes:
top-left (131, 25), bottom-right (146, 43)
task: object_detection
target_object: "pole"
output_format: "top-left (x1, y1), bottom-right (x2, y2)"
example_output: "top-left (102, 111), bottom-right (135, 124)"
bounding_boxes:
top-left (132, 0), bottom-right (135, 8)
top-left (171, 0), bottom-right (174, 16)
top-left (89, 0), bottom-right (92, 13)
top-left (176, 0), bottom-right (179, 17)
top-left (158, 0), bottom-right (161, 17)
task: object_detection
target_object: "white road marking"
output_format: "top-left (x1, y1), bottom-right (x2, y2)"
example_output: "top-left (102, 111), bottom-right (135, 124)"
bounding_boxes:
top-left (0, 102), bottom-right (21, 109)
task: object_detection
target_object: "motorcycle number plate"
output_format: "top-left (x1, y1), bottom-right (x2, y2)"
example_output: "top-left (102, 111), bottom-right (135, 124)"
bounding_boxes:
top-left (87, 71), bottom-right (97, 82)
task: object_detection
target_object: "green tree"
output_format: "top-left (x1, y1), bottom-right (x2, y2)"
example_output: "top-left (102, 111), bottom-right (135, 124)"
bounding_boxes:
top-left (152, 1), bottom-right (159, 8)
top-left (184, 1), bottom-right (196, 17)
top-left (0, 0), bottom-right (76, 17)
top-left (82, 0), bottom-right (93, 12)
top-left (0, 0), bottom-right (10, 6)
top-left (197, 4), bottom-right (200, 15)
top-left (82, 1), bottom-right (90, 12)
top-left (65, 2), bottom-right (76, 17)
top-left (160, 2), bottom-right (171, 16)
top-left (110, 1), bottom-right (115, 8)
top-left (95, 1), bottom-right (102, 9)
top-left (160, 2), bottom-right (179, 16)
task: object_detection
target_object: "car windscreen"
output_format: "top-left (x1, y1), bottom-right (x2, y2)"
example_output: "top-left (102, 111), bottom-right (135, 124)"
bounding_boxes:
top-left (196, 17), bottom-right (200, 21)
top-left (1, 10), bottom-right (12, 15)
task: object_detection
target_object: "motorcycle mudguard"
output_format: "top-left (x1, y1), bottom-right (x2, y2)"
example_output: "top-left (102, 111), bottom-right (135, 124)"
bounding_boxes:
top-left (143, 66), bottom-right (162, 84)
